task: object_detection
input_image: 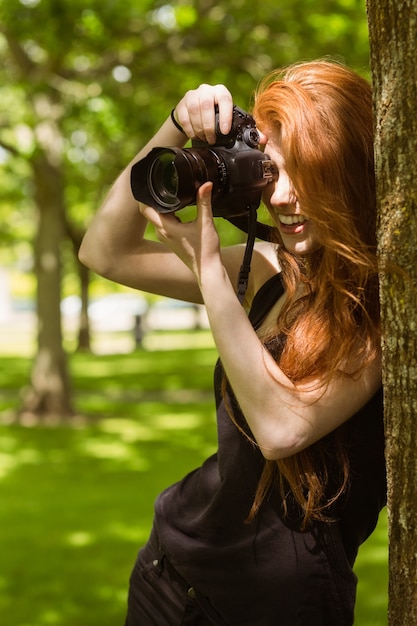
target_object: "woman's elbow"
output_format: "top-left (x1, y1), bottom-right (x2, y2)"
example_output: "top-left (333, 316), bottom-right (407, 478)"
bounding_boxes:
top-left (256, 422), bottom-right (311, 461)
top-left (78, 238), bottom-right (93, 269)
top-left (260, 444), bottom-right (301, 461)
top-left (78, 239), bottom-right (90, 267)
top-left (78, 236), bottom-right (109, 277)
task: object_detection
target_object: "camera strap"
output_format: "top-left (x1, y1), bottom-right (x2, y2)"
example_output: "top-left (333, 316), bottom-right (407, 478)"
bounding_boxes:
top-left (228, 210), bottom-right (274, 304)
top-left (226, 214), bottom-right (274, 243)
top-left (236, 208), bottom-right (259, 304)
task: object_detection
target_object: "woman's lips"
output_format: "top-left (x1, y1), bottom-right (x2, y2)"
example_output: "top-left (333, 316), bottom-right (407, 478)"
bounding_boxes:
top-left (278, 213), bottom-right (308, 234)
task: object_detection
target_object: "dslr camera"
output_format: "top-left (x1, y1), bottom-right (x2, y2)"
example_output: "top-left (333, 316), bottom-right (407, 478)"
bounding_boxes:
top-left (130, 106), bottom-right (274, 219)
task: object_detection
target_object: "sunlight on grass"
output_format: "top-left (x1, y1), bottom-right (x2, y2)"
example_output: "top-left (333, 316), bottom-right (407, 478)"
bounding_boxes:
top-left (98, 417), bottom-right (157, 442)
top-left (71, 353), bottom-right (166, 377)
top-left (0, 452), bottom-right (18, 479)
top-left (78, 437), bottom-right (151, 471)
top-left (106, 521), bottom-right (148, 544)
top-left (0, 343), bottom-right (388, 625)
top-left (38, 609), bottom-right (61, 625)
top-left (66, 531), bottom-right (94, 547)
top-left (151, 412), bottom-right (208, 430)
top-left (0, 437), bottom-right (43, 479)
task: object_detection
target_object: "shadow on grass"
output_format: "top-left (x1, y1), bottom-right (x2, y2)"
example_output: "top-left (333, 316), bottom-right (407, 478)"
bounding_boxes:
top-left (0, 344), bottom-right (218, 625)
top-left (0, 414), bottom-right (217, 625)
top-left (0, 342), bottom-right (387, 625)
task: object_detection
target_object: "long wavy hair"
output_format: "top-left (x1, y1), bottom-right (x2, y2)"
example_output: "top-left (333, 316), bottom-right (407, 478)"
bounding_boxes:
top-left (242, 60), bottom-right (380, 528)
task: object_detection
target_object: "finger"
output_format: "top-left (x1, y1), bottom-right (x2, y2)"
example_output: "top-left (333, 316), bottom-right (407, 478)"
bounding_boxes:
top-left (176, 85), bottom-right (233, 144)
top-left (196, 181), bottom-right (214, 222)
top-left (139, 205), bottom-right (183, 247)
top-left (139, 203), bottom-right (164, 228)
top-left (186, 85), bottom-right (218, 143)
top-left (140, 204), bottom-right (180, 230)
top-left (175, 87), bottom-right (211, 140)
top-left (213, 85), bottom-right (234, 136)
top-left (199, 92), bottom-right (219, 144)
top-left (199, 85), bottom-right (234, 143)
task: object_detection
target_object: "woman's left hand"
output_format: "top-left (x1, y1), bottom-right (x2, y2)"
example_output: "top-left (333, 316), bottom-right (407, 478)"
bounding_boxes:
top-left (139, 182), bottom-right (222, 288)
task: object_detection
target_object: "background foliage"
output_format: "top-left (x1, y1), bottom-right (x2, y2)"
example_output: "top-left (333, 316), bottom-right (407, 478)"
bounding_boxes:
top-left (0, 0), bottom-right (371, 272)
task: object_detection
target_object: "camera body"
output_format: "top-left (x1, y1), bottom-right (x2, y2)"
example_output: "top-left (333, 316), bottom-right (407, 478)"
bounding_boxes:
top-left (130, 106), bottom-right (274, 219)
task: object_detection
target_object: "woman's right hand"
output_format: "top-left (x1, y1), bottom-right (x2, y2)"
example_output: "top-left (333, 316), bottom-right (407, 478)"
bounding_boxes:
top-left (80, 81), bottom-right (268, 305)
top-left (174, 84), bottom-right (234, 145)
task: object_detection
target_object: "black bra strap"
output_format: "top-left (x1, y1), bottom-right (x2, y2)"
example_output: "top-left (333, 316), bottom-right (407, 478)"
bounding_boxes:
top-left (248, 273), bottom-right (285, 329)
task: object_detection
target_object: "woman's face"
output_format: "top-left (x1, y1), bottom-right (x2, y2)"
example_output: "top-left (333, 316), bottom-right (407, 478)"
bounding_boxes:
top-left (259, 130), bottom-right (319, 256)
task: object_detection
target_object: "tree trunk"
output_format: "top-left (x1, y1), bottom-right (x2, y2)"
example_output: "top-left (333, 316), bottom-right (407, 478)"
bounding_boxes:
top-left (65, 218), bottom-right (92, 352)
top-left (21, 153), bottom-right (74, 421)
top-left (366, 1), bottom-right (417, 623)
top-left (76, 259), bottom-right (91, 352)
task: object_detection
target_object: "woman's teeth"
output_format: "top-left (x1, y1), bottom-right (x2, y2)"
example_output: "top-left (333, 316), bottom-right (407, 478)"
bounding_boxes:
top-left (278, 214), bottom-right (307, 225)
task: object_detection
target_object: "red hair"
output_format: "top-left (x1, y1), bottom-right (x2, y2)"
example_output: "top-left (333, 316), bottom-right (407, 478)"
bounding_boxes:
top-left (247, 60), bottom-right (380, 526)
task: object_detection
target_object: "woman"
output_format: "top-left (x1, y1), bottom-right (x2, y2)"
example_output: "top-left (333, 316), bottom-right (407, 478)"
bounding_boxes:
top-left (79, 59), bottom-right (386, 625)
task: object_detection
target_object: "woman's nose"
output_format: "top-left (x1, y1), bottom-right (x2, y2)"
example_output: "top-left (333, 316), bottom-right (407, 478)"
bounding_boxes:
top-left (269, 173), bottom-right (295, 207)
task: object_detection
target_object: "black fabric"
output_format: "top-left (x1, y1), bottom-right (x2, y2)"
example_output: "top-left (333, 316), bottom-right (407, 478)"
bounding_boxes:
top-left (140, 273), bottom-right (386, 625)
top-left (248, 272), bottom-right (285, 327)
top-left (125, 525), bottom-right (219, 625)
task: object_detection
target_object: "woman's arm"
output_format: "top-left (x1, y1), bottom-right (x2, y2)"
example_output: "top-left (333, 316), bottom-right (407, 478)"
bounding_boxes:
top-left (78, 113), bottom-right (203, 301)
top-left (79, 84), bottom-right (278, 304)
top-left (80, 85), bottom-right (379, 460)
top-left (142, 182), bottom-right (382, 460)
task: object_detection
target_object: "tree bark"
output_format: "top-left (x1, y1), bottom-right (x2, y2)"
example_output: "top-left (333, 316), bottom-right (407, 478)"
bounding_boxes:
top-left (76, 260), bottom-right (91, 352)
top-left (366, 1), bottom-right (417, 623)
top-left (65, 218), bottom-right (92, 352)
top-left (21, 151), bottom-right (74, 420)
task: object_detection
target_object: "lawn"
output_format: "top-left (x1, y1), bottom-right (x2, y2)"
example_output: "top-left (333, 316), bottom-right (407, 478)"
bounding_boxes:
top-left (0, 331), bottom-right (387, 625)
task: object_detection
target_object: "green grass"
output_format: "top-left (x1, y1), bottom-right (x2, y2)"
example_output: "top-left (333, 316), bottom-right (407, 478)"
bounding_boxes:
top-left (0, 332), bottom-right (387, 625)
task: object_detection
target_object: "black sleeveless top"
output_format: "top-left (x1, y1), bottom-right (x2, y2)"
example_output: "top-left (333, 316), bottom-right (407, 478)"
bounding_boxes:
top-left (154, 274), bottom-right (386, 625)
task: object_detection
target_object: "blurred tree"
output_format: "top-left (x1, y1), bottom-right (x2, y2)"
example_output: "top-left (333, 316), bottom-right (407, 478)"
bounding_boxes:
top-left (367, 1), bottom-right (417, 624)
top-left (0, 0), bottom-right (371, 419)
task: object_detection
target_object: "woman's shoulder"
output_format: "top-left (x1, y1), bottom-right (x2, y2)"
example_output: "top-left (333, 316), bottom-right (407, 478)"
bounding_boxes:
top-left (245, 242), bottom-right (281, 307)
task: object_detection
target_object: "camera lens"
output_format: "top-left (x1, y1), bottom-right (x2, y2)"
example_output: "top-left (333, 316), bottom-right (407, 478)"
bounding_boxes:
top-left (148, 151), bottom-right (179, 207)
top-left (140, 147), bottom-right (226, 212)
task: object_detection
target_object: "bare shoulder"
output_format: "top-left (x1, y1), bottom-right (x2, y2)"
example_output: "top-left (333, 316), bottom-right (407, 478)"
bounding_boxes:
top-left (253, 241), bottom-right (281, 269)
top-left (220, 241), bottom-right (280, 308)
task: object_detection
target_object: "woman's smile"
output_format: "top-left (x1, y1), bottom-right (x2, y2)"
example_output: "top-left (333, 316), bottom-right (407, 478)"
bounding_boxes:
top-left (277, 213), bottom-right (308, 234)
top-left (270, 209), bottom-right (317, 254)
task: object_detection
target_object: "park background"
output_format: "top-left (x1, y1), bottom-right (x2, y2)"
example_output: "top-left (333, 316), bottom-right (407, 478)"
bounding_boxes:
top-left (0, 1), bottom-right (387, 624)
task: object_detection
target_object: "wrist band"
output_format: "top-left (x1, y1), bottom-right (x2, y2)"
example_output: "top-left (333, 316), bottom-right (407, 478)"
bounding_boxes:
top-left (170, 108), bottom-right (185, 134)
